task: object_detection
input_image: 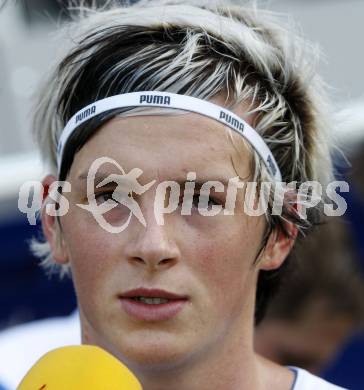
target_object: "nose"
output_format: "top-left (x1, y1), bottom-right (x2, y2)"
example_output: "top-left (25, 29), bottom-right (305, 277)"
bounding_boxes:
top-left (124, 206), bottom-right (181, 270)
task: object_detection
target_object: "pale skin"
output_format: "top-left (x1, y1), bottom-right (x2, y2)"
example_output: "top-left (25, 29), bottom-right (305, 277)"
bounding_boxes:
top-left (42, 96), bottom-right (297, 390)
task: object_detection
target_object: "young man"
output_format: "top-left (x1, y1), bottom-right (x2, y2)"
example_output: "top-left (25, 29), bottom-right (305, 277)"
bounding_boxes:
top-left (31, 1), bottom-right (345, 388)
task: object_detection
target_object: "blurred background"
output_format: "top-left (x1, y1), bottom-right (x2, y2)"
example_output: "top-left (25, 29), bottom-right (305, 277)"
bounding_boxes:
top-left (0, 0), bottom-right (363, 389)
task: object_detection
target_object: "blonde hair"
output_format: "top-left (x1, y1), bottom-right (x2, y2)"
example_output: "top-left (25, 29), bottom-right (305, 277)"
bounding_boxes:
top-left (31, 0), bottom-right (334, 289)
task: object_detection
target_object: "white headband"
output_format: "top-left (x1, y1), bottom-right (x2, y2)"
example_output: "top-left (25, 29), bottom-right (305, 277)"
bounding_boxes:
top-left (57, 91), bottom-right (282, 181)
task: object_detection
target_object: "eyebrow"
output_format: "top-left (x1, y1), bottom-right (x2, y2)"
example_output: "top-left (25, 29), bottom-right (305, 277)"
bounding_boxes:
top-left (77, 171), bottom-right (120, 185)
top-left (174, 178), bottom-right (231, 191)
top-left (77, 170), bottom-right (234, 190)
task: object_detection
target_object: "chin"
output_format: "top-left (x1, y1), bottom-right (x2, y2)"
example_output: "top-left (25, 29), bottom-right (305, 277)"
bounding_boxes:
top-left (113, 334), bottom-right (193, 371)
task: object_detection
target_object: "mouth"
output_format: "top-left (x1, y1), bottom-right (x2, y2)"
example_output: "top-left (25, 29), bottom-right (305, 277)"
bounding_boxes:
top-left (119, 288), bottom-right (189, 321)
top-left (128, 297), bottom-right (174, 304)
top-left (120, 287), bottom-right (188, 301)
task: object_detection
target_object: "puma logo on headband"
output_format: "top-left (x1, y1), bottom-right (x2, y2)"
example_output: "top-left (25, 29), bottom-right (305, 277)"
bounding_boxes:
top-left (266, 155), bottom-right (277, 177)
top-left (76, 105), bottom-right (97, 124)
top-left (219, 111), bottom-right (245, 132)
top-left (140, 94), bottom-right (171, 105)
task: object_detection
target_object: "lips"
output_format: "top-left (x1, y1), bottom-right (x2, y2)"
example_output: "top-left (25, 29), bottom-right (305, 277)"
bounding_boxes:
top-left (120, 288), bottom-right (188, 300)
top-left (119, 288), bottom-right (189, 321)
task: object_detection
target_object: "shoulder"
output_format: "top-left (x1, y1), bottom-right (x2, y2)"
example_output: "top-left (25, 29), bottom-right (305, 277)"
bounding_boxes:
top-left (0, 310), bottom-right (80, 390)
top-left (290, 367), bottom-right (348, 390)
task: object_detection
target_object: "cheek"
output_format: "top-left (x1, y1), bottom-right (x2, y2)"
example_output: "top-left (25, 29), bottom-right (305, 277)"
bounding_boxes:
top-left (185, 217), bottom-right (262, 307)
top-left (60, 207), bottom-right (117, 300)
top-left (195, 238), bottom-right (245, 287)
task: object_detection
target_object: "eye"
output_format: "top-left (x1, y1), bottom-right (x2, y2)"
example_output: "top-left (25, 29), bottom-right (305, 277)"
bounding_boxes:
top-left (94, 189), bottom-right (133, 205)
top-left (94, 190), bottom-right (115, 205)
top-left (178, 190), bottom-right (222, 211)
top-left (193, 193), bottom-right (221, 209)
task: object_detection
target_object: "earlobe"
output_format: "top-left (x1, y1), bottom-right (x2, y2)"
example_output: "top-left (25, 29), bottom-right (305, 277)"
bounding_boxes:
top-left (259, 223), bottom-right (297, 271)
top-left (41, 174), bottom-right (69, 265)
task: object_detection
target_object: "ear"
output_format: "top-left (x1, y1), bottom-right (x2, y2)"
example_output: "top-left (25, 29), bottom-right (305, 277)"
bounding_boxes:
top-left (41, 174), bottom-right (69, 265)
top-left (259, 222), bottom-right (297, 271)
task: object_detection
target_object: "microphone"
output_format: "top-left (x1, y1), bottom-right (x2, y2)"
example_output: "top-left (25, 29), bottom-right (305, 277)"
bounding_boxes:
top-left (17, 345), bottom-right (142, 389)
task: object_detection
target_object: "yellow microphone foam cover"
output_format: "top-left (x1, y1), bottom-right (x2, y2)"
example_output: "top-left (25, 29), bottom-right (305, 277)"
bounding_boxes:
top-left (17, 345), bottom-right (142, 390)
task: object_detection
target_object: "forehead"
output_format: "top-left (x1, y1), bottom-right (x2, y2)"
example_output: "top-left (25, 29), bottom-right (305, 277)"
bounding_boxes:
top-left (70, 107), bottom-right (252, 182)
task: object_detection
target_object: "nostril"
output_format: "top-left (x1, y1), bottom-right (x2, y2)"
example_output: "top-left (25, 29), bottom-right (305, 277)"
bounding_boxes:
top-left (157, 258), bottom-right (179, 269)
top-left (131, 257), bottom-right (145, 265)
top-left (159, 258), bottom-right (172, 265)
